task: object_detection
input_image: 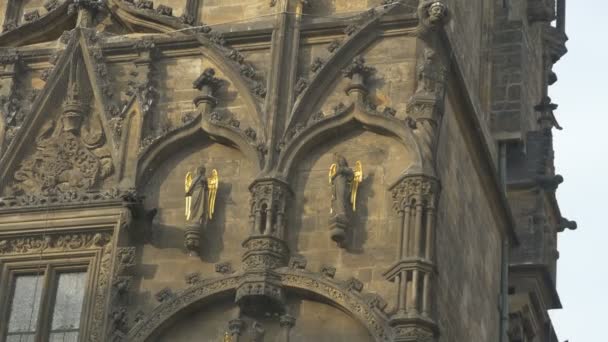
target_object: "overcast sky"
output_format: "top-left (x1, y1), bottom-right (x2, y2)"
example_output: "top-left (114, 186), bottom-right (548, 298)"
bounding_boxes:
top-left (548, 1), bottom-right (607, 340)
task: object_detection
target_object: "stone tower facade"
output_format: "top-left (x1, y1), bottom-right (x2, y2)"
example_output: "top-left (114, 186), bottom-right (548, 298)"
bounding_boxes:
top-left (0, 0), bottom-right (571, 341)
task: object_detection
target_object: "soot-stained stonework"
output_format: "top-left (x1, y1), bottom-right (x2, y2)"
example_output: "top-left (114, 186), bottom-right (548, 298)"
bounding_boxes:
top-left (0, 0), bottom-right (572, 341)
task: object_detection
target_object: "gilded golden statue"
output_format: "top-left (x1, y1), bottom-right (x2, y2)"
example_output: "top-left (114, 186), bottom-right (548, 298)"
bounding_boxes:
top-left (185, 166), bottom-right (219, 224)
top-left (184, 165), bottom-right (219, 256)
top-left (329, 154), bottom-right (363, 216)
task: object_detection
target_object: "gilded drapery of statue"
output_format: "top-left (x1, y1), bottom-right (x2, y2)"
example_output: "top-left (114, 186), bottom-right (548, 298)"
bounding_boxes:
top-left (185, 166), bottom-right (218, 225)
top-left (329, 154), bottom-right (362, 217)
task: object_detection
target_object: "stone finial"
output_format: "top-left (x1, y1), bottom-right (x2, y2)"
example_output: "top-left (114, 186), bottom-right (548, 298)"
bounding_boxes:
top-left (342, 56), bottom-right (374, 80)
top-left (193, 68), bottom-right (222, 92)
top-left (342, 56), bottom-right (375, 95)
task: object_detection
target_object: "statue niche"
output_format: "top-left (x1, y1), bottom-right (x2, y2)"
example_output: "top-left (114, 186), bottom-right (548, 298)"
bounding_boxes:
top-left (184, 165), bottom-right (219, 257)
top-left (328, 153), bottom-right (363, 247)
top-left (10, 68), bottom-right (113, 196)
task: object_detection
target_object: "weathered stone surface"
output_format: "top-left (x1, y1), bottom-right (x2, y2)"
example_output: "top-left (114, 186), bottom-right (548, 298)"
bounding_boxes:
top-left (0, 0), bottom-right (570, 341)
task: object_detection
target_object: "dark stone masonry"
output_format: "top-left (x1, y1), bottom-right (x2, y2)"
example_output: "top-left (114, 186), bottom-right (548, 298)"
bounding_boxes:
top-left (0, 0), bottom-right (571, 341)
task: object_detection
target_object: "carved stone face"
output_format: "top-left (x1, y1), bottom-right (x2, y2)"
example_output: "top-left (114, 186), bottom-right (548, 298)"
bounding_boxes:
top-left (196, 166), bottom-right (206, 176)
top-left (428, 2), bottom-right (447, 23)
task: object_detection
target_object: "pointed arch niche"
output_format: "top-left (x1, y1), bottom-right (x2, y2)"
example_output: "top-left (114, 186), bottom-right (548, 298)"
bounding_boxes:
top-left (134, 136), bottom-right (257, 309)
top-left (284, 125), bottom-right (418, 311)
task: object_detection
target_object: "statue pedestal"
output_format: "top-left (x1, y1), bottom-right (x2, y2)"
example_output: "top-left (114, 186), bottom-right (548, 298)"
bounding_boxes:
top-left (328, 214), bottom-right (349, 247)
top-left (184, 223), bottom-right (201, 257)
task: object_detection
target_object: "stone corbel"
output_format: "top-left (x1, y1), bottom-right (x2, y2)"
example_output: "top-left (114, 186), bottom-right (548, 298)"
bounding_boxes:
top-left (121, 190), bottom-right (157, 243)
top-left (416, 1), bottom-right (449, 37)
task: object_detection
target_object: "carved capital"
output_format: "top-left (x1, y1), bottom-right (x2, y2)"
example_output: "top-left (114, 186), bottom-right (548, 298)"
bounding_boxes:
top-left (193, 68), bottom-right (223, 108)
top-left (390, 175), bottom-right (440, 213)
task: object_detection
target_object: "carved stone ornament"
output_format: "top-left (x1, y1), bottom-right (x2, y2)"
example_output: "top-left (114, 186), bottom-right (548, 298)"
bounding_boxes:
top-left (0, 231), bottom-right (110, 255)
top-left (418, 1), bottom-right (449, 32)
top-left (391, 175), bottom-right (439, 213)
top-left (10, 74), bottom-right (114, 196)
top-left (393, 325), bottom-right (435, 342)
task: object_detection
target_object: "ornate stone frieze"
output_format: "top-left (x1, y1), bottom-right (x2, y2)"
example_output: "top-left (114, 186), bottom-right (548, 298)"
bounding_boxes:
top-left (0, 231), bottom-right (111, 255)
top-left (0, 188), bottom-right (124, 210)
top-left (242, 236), bottom-right (289, 270)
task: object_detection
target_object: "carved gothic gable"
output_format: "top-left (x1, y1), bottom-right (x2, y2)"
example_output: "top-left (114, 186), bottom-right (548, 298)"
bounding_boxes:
top-left (0, 30), bottom-right (118, 196)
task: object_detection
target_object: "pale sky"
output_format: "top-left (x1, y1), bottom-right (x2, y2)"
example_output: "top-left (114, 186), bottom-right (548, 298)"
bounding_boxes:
top-left (548, 1), bottom-right (607, 340)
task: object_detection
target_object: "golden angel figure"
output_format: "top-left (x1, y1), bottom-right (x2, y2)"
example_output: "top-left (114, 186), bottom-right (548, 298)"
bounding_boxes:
top-left (329, 154), bottom-right (362, 217)
top-left (351, 161), bottom-right (363, 211)
top-left (185, 166), bottom-right (219, 224)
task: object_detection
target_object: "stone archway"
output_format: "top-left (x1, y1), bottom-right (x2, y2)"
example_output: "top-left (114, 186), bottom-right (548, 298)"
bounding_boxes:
top-left (127, 270), bottom-right (392, 342)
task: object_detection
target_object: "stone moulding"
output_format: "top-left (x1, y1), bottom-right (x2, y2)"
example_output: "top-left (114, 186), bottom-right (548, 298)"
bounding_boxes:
top-left (276, 97), bottom-right (426, 177)
top-left (127, 269), bottom-right (392, 341)
top-left (0, 0), bottom-right (76, 47)
top-left (0, 228), bottom-right (116, 342)
top-left (0, 189), bottom-right (125, 212)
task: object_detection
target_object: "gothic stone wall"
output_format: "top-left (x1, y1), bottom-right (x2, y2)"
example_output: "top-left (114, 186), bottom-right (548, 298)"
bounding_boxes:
top-left (434, 92), bottom-right (504, 342)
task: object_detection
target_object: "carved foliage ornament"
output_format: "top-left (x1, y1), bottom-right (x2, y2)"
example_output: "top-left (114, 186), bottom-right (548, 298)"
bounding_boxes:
top-left (391, 175), bottom-right (439, 212)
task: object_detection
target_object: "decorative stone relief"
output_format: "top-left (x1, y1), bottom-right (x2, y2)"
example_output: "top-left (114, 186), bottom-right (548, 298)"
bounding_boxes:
top-left (0, 231), bottom-right (111, 255)
top-left (10, 78), bottom-right (114, 196)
